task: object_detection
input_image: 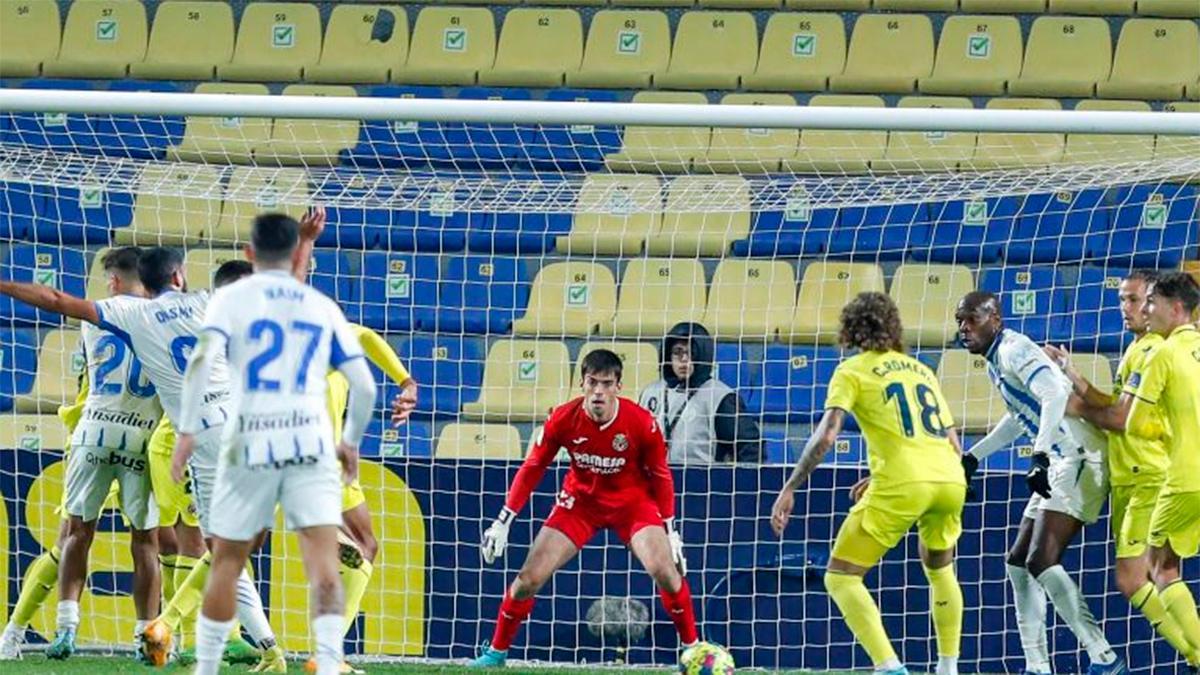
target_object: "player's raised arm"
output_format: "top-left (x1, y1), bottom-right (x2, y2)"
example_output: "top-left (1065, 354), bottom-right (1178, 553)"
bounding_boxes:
top-left (771, 407), bottom-right (845, 537)
top-left (0, 280), bottom-right (99, 325)
top-left (291, 205), bottom-right (326, 282)
top-left (350, 323), bottom-right (420, 425)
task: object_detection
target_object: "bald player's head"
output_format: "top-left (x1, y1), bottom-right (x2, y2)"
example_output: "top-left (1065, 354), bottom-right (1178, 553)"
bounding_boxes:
top-left (955, 291), bottom-right (1003, 355)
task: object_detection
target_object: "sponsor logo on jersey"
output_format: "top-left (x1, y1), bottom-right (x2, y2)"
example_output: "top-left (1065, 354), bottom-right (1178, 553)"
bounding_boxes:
top-left (238, 409), bottom-right (322, 433)
top-left (82, 408), bottom-right (158, 431)
top-left (85, 451), bottom-right (147, 473)
top-left (571, 452), bottom-right (627, 475)
top-left (612, 434), bottom-right (628, 452)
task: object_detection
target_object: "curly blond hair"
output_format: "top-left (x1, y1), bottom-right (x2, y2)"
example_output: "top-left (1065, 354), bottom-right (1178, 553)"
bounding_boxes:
top-left (838, 291), bottom-right (905, 353)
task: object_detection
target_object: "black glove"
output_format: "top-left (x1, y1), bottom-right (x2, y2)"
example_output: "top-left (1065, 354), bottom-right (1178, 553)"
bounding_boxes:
top-left (961, 453), bottom-right (980, 501)
top-left (1026, 452), bottom-right (1052, 499)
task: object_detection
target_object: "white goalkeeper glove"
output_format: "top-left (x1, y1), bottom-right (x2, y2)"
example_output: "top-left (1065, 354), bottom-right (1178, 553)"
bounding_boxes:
top-left (481, 506), bottom-right (516, 565)
top-left (665, 518), bottom-right (687, 576)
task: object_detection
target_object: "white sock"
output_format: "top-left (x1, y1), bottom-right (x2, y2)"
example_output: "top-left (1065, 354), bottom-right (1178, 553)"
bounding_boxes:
top-left (134, 619), bottom-right (149, 640)
top-left (313, 613), bottom-right (344, 675)
top-left (236, 570), bottom-right (277, 651)
top-left (195, 613), bottom-right (234, 675)
top-left (2, 621), bottom-right (20, 637)
top-left (1006, 564), bottom-right (1051, 673)
top-left (1037, 564), bottom-right (1116, 665)
top-left (56, 601), bottom-right (80, 633)
top-left (936, 655), bottom-right (959, 675)
top-left (874, 658), bottom-right (903, 672)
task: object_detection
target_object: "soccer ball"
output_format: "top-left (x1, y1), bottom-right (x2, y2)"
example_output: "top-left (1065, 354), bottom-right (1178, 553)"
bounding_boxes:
top-left (678, 642), bottom-right (735, 675)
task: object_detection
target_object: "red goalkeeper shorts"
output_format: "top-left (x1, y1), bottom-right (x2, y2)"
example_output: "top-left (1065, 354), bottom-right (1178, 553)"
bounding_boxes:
top-left (542, 491), bottom-right (663, 549)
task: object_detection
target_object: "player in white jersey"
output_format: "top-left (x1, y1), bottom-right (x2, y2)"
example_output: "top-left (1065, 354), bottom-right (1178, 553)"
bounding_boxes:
top-left (956, 291), bottom-right (1126, 675)
top-left (173, 213), bottom-right (376, 675)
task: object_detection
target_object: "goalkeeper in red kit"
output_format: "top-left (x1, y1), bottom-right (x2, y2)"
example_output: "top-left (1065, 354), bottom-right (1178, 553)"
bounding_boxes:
top-left (469, 349), bottom-right (699, 668)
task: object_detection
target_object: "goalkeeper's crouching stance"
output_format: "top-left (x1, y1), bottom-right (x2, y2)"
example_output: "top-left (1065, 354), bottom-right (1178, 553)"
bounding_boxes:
top-left (470, 349), bottom-right (698, 668)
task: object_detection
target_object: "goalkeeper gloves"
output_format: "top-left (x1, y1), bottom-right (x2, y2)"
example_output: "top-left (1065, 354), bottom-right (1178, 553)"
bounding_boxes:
top-left (961, 453), bottom-right (980, 501)
top-left (1026, 452), bottom-right (1052, 499)
top-left (481, 506), bottom-right (515, 565)
top-left (664, 518), bottom-right (687, 575)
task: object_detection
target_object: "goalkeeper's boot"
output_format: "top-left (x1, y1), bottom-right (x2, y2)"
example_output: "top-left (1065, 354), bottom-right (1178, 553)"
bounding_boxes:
top-left (304, 657), bottom-right (365, 674)
top-left (467, 644), bottom-right (508, 669)
top-left (0, 626), bottom-right (23, 660)
top-left (45, 629), bottom-right (76, 660)
top-left (250, 645), bottom-right (288, 673)
top-left (140, 618), bottom-right (174, 667)
top-left (224, 634), bottom-right (261, 664)
top-left (1086, 657), bottom-right (1128, 675)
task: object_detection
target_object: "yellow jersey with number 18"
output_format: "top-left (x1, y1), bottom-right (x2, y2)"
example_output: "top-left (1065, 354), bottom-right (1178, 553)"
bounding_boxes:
top-left (1129, 325), bottom-right (1200, 495)
top-left (1111, 331), bottom-right (1168, 486)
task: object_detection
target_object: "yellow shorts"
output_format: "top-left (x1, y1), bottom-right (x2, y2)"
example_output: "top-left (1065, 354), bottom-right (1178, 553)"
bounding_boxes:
top-left (1111, 483), bottom-right (1161, 559)
top-left (148, 425), bottom-right (199, 529)
top-left (1148, 490), bottom-right (1200, 559)
top-left (342, 479), bottom-right (366, 513)
top-left (832, 481), bottom-right (966, 569)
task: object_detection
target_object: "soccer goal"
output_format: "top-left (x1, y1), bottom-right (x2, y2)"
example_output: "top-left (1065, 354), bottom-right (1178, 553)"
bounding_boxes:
top-left (0, 87), bottom-right (1198, 673)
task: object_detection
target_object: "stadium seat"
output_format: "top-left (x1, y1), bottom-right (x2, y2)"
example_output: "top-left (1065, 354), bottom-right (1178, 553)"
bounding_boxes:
top-left (705, 94), bottom-right (799, 174)
top-left (1069, 351), bottom-right (1114, 396)
top-left (827, 201), bottom-right (929, 261)
top-left (743, 12), bottom-right (847, 93)
top-left (396, 7), bottom-right (496, 86)
top-left (877, 96), bottom-right (977, 172)
top-left (1096, 19), bottom-right (1200, 101)
top-left (0, 330), bottom-right (39, 406)
top-left (876, 0), bottom-right (957, 7)
top-left (1054, 267), bottom-right (1128, 352)
top-left (890, 264), bottom-right (975, 348)
top-left (128, 1), bottom-right (234, 80)
top-left (256, 85), bottom-right (360, 166)
top-left (961, 0), bottom-right (1047, 11)
top-left (730, 181), bottom-right (838, 257)
top-left (0, 183), bottom-right (40, 242)
top-left (167, 83), bottom-right (272, 164)
top-left (1006, 188), bottom-right (1109, 264)
top-left (1088, 184), bottom-right (1198, 268)
top-left (655, 12), bottom-right (758, 90)
top-left (714, 341), bottom-right (760, 398)
top-left (756, 345), bottom-right (842, 422)
top-left (217, 2), bottom-right (321, 82)
top-left (972, 98), bottom-right (1066, 168)
top-left (829, 14), bottom-right (934, 94)
top-left (2, 80), bottom-right (101, 154)
top-left (15, 330), bottom-right (83, 414)
top-left (0, 0), bottom-right (61, 77)
top-left (527, 89), bottom-right (623, 172)
top-left (344, 85), bottom-right (445, 168)
top-left (607, 258), bottom-right (707, 339)
top-left (785, 261), bottom-right (886, 344)
top-left (86, 248), bottom-right (115, 300)
top-left (1138, 0), bottom-right (1200, 17)
top-left (916, 195), bottom-right (1020, 264)
top-left (606, 92), bottom-right (711, 173)
top-left (784, 95), bottom-right (887, 174)
top-left (785, 0), bottom-right (870, 9)
top-left (308, 249), bottom-right (355, 307)
top-left (702, 260), bottom-right (796, 340)
top-left (511, 263), bottom-right (617, 337)
top-left (1049, 0), bottom-right (1134, 13)
top-left (183, 248), bottom-right (246, 292)
top-left (33, 182), bottom-right (134, 245)
top-left (937, 349), bottom-right (1007, 433)
top-left (433, 255), bottom-right (530, 334)
top-left (1160, 101), bottom-right (1200, 160)
top-left (0, 414), bottom-right (68, 449)
top-left (556, 175), bottom-right (662, 256)
top-left (1008, 17), bottom-right (1112, 97)
top-left (418, 87), bottom-right (537, 168)
top-left (575, 342), bottom-right (660, 399)
top-left (377, 183), bottom-right (473, 253)
top-left (313, 173), bottom-right (381, 249)
top-left (305, 4), bottom-right (408, 84)
top-left (1063, 100), bottom-right (1155, 166)
top-left (97, 80), bottom-right (186, 159)
top-left (460, 339), bottom-right (572, 422)
top-left (212, 167), bottom-right (310, 246)
top-left (0, 247), bottom-right (88, 328)
top-left (566, 10), bottom-right (670, 89)
top-left (467, 211), bottom-right (573, 256)
top-left (977, 266), bottom-right (1066, 343)
top-left (919, 15), bottom-right (1023, 97)
top-left (397, 335), bottom-right (486, 418)
top-left (43, 0), bottom-right (147, 78)
top-left (479, 9), bottom-right (583, 87)
top-left (646, 176), bottom-right (751, 257)
top-left (112, 164), bottom-right (222, 246)
top-left (436, 424), bottom-right (523, 459)
top-left (612, 0), bottom-right (692, 8)
top-left (353, 252), bottom-right (440, 331)
top-left (362, 419), bottom-right (434, 458)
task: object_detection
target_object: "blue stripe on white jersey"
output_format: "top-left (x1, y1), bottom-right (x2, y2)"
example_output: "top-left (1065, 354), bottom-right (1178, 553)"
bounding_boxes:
top-left (985, 329), bottom-right (1080, 457)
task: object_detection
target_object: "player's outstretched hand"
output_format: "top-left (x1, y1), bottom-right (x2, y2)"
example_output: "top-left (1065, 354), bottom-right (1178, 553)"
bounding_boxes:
top-left (1026, 452), bottom-right (1052, 498)
top-left (391, 380), bottom-right (419, 426)
top-left (337, 441), bottom-right (360, 485)
top-left (299, 205), bottom-right (327, 241)
top-left (171, 433), bottom-right (195, 484)
top-left (770, 488), bottom-right (795, 538)
top-left (481, 507), bottom-right (515, 564)
top-left (850, 475), bottom-right (871, 503)
top-left (664, 518), bottom-right (687, 575)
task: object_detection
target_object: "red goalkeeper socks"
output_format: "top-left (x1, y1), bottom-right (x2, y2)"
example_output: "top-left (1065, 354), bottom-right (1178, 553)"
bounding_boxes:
top-left (658, 579), bottom-right (699, 645)
top-left (490, 589), bottom-right (535, 651)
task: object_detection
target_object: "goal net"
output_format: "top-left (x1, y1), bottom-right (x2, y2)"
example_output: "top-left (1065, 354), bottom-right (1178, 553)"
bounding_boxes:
top-left (1, 87), bottom-right (1199, 673)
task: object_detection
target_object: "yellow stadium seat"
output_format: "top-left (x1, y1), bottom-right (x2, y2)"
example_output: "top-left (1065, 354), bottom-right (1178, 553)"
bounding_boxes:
top-left (1138, 0), bottom-right (1200, 17)
top-left (605, 92), bottom-right (711, 173)
top-left (705, 94), bottom-right (799, 174)
top-left (478, 9), bottom-right (583, 87)
top-left (785, 0), bottom-right (869, 8)
top-left (1191, 82), bottom-right (1200, 100)
top-left (166, 83), bottom-right (272, 165)
top-left (305, 4), bottom-right (408, 84)
top-left (566, 10), bottom-right (670, 89)
top-left (1160, 101), bottom-right (1200, 161)
top-left (575, 342), bottom-right (660, 399)
top-left (702, 260), bottom-right (796, 339)
top-left (86, 247), bottom-right (113, 300)
top-left (646, 176), bottom-right (750, 257)
top-left (1072, 352), bottom-right (1114, 394)
top-left (829, 14), bottom-right (934, 94)
top-left (960, 0), bottom-right (1046, 10)
top-left (1063, 100), bottom-right (1154, 164)
top-left (1096, 19), bottom-right (1200, 100)
top-left (113, 164), bottom-right (223, 246)
top-left (0, 0), bottom-right (61, 77)
top-left (217, 2), bottom-right (320, 82)
top-left (394, 7), bottom-right (496, 86)
top-left (16, 330), bottom-right (84, 414)
top-left (607, 259), bottom-right (707, 339)
top-left (43, 0), bottom-right (147, 78)
top-left (877, 96), bottom-right (977, 172)
top-left (743, 12), bottom-right (847, 93)
top-left (461, 340), bottom-right (572, 422)
top-left (212, 167), bottom-right (310, 246)
top-left (785, 261), bottom-right (886, 344)
top-left (972, 98), bottom-right (1065, 168)
top-left (889, 264), bottom-right (975, 348)
top-left (654, 12), bottom-right (758, 90)
top-left (784, 94), bottom-right (887, 174)
top-left (875, 0), bottom-right (957, 8)
top-left (510, 263), bottom-right (618, 337)
top-left (435, 423), bottom-right (523, 459)
top-left (183, 248), bottom-right (247, 293)
top-left (937, 349), bottom-right (1006, 432)
top-left (919, 15), bottom-right (1023, 97)
top-left (0, 415), bottom-right (69, 450)
top-left (557, 175), bottom-right (663, 256)
top-left (128, 1), bottom-right (234, 80)
top-left (1049, 0), bottom-right (1134, 13)
top-left (699, 0), bottom-right (783, 6)
top-left (255, 85), bottom-right (359, 166)
top-left (1008, 16), bottom-right (1112, 97)
top-left (612, 0), bottom-right (692, 7)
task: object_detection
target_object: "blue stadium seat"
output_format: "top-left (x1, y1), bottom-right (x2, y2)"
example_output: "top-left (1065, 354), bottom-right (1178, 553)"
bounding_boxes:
top-left (0, 182), bottom-right (41, 240)
top-left (1005, 189), bottom-right (1108, 265)
top-left (360, 418), bottom-right (435, 459)
top-left (0, 329), bottom-right (39, 406)
top-left (97, 81), bottom-right (185, 159)
top-left (310, 249), bottom-right (357, 309)
top-left (762, 427), bottom-right (791, 464)
top-left (432, 255), bottom-right (530, 334)
top-left (965, 434), bottom-right (1033, 472)
top-left (344, 86), bottom-right (445, 167)
top-left (379, 182), bottom-right (472, 253)
top-left (0, 246), bottom-right (87, 327)
top-left (731, 182), bottom-right (836, 257)
top-left (467, 211), bottom-right (573, 255)
top-left (1088, 184), bottom-right (1198, 269)
top-left (826, 203), bottom-right (929, 261)
top-left (1054, 266), bottom-right (1128, 353)
top-left (714, 342), bottom-right (759, 394)
top-left (397, 334), bottom-right (486, 418)
top-left (756, 345), bottom-right (841, 423)
top-left (977, 266), bottom-right (1066, 344)
top-left (352, 253), bottom-right (440, 331)
top-left (33, 183), bottom-right (133, 245)
top-left (315, 173), bottom-right (383, 250)
top-left (916, 196), bottom-right (1019, 264)
top-left (428, 88), bottom-right (537, 168)
top-left (526, 89), bottom-right (622, 172)
top-left (828, 434), bottom-right (867, 466)
top-left (2, 79), bottom-right (100, 154)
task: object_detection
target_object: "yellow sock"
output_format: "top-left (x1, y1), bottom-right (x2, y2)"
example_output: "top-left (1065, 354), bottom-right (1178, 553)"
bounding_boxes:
top-left (11, 546), bottom-right (60, 627)
top-left (159, 554), bottom-right (179, 608)
top-left (341, 558), bottom-right (373, 635)
top-left (165, 552), bottom-right (210, 636)
top-left (925, 565), bottom-right (963, 659)
top-left (824, 571), bottom-right (897, 667)
top-left (1131, 582), bottom-right (1194, 662)
top-left (1160, 582), bottom-right (1200, 657)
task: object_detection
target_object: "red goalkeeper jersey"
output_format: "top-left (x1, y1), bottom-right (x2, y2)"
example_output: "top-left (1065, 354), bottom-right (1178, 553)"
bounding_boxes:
top-left (504, 397), bottom-right (675, 519)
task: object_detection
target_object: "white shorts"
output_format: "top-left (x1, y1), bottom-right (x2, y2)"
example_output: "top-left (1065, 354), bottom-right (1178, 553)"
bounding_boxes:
top-left (207, 452), bottom-right (343, 542)
top-left (1023, 452), bottom-right (1110, 525)
top-left (186, 425), bottom-right (225, 536)
top-left (64, 444), bottom-right (158, 531)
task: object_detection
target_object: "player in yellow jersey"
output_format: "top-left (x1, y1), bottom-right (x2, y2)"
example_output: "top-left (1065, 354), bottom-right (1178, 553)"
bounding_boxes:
top-left (771, 292), bottom-right (966, 675)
